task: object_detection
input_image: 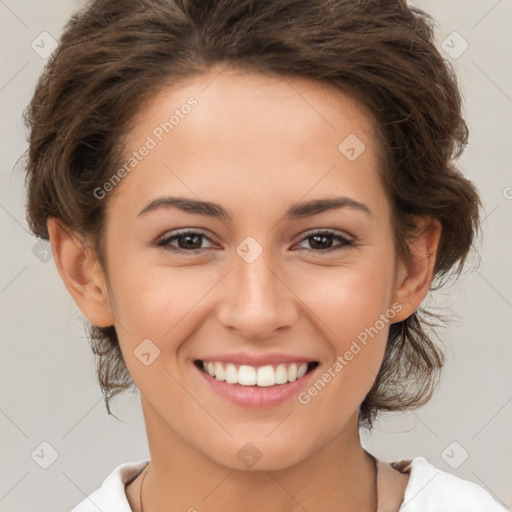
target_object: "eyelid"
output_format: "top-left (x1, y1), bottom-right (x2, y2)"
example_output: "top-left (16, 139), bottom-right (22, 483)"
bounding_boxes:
top-left (295, 228), bottom-right (354, 243)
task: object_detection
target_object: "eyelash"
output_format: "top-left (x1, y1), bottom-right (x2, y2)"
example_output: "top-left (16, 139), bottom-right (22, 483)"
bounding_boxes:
top-left (155, 229), bottom-right (354, 254)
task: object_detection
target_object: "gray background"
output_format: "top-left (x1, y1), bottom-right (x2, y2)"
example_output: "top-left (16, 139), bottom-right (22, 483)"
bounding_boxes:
top-left (1, 1), bottom-right (511, 511)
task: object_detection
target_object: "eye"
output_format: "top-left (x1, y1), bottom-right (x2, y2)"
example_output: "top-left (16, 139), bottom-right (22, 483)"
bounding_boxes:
top-left (293, 230), bottom-right (354, 253)
top-left (155, 229), bottom-right (354, 254)
top-left (156, 230), bottom-right (217, 253)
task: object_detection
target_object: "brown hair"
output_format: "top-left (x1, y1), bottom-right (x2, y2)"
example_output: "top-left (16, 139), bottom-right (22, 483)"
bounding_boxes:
top-left (23, 0), bottom-right (481, 429)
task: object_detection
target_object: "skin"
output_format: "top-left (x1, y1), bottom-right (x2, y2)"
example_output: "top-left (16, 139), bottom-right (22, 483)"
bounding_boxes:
top-left (48, 65), bottom-right (441, 512)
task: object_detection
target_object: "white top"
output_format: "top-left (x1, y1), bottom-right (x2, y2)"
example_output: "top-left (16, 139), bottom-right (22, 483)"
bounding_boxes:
top-left (69, 456), bottom-right (509, 512)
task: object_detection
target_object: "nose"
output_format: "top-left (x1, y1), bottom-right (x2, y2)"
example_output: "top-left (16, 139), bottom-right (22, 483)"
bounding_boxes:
top-left (216, 244), bottom-right (299, 341)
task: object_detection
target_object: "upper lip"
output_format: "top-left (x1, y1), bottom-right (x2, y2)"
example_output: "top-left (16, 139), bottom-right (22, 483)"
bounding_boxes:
top-left (196, 352), bottom-right (318, 366)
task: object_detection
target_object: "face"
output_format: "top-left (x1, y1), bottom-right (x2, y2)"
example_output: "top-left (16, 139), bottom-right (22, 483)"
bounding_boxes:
top-left (88, 66), bottom-right (409, 470)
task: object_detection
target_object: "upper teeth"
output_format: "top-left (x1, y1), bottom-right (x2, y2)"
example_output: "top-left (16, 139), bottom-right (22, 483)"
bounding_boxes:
top-left (202, 361), bottom-right (309, 386)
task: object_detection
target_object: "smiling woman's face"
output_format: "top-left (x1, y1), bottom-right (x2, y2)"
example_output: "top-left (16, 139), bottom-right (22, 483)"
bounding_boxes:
top-left (64, 66), bottom-right (418, 471)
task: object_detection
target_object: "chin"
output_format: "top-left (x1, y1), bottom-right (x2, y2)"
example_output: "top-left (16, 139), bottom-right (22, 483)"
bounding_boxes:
top-left (210, 439), bottom-right (312, 473)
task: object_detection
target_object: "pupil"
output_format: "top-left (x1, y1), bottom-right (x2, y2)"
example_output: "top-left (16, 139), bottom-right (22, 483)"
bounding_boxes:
top-left (180, 234), bottom-right (201, 249)
top-left (310, 234), bottom-right (332, 249)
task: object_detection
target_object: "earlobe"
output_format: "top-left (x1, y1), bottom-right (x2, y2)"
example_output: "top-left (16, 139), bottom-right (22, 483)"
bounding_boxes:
top-left (392, 218), bottom-right (442, 322)
top-left (47, 217), bottom-right (114, 328)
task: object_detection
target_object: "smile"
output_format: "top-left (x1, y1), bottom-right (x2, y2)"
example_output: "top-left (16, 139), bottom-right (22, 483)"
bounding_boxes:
top-left (195, 360), bottom-right (319, 387)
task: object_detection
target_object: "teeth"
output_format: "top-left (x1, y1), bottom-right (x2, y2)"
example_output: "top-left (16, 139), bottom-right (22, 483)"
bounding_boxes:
top-left (225, 363), bottom-right (238, 384)
top-left (275, 364), bottom-right (288, 384)
top-left (287, 363), bottom-right (297, 382)
top-left (238, 365), bottom-right (256, 385)
top-left (214, 362), bottom-right (225, 381)
top-left (297, 362), bottom-right (308, 379)
top-left (201, 361), bottom-right (310, 386)
top-left (257, 365), bottom-right (275, 387)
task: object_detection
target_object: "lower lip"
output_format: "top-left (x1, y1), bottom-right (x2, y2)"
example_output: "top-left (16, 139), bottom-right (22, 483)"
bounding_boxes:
top-left (194, 363), bottom-right (318, 407)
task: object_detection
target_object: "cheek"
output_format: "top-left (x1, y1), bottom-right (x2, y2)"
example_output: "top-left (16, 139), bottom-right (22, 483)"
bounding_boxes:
top-left (326, 272), bottom-right (393, 341)
top-left (296, 250), bottom-right (396, 400)
top-left (109, 271), bottom-right (191, 349)
top-left (320, 280), bottom-right (391, 377)
top-left (296, 292), bottom-right (391, 430)
top-left (104, 235), bottom-right (193, 330)
top-left (299, 252), bottom-right (397, 340)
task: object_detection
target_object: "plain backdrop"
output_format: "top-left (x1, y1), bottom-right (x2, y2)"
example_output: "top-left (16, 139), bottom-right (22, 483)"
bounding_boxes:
top-left (1, 1), bottom-right (511, 511)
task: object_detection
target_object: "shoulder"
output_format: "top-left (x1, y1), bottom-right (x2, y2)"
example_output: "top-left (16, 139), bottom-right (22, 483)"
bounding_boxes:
top-left (69, 459), bottom-right (149, 512)
top-left (397, 456), bottom-right (509, 512)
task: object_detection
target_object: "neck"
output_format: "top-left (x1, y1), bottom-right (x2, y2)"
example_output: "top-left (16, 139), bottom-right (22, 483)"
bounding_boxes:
top-left (133, 397), bottom-right (377, 512)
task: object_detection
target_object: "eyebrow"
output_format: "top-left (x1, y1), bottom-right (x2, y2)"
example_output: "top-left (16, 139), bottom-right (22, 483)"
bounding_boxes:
top-left (137, 195), bottom-right (371, 220)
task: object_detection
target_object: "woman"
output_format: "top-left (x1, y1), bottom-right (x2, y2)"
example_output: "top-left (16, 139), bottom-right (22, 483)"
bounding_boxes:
top-left (23, 0), bottom-right (508, 510)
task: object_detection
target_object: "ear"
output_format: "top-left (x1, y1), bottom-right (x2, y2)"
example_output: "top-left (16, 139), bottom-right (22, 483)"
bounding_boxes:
top-left (391, 217), bottom-right (442, 322)
top-left (47, 217), bottom-right (114, 328)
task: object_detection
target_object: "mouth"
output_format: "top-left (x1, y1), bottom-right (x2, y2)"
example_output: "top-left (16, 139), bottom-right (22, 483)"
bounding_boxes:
top-left (194, 359), bottom-right (320, 387)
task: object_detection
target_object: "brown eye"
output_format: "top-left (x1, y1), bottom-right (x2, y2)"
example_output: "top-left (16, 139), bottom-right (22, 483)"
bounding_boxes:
top-left (294, 230), bottom-right (354, 253)
top-left (157, 230), bottom-right (216, 253)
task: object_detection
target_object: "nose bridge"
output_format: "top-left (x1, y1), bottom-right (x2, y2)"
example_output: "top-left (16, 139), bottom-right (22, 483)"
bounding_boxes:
top-left (237, 242), bottom-right (279, 305)
top-left (216, 235), bottom-right (297, 339)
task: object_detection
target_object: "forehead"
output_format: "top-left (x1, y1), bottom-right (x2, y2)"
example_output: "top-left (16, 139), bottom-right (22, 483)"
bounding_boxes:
top-left (131, 66), bottom-right (379, 151)
top-left (107, 67), bottom-right (387, 221)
